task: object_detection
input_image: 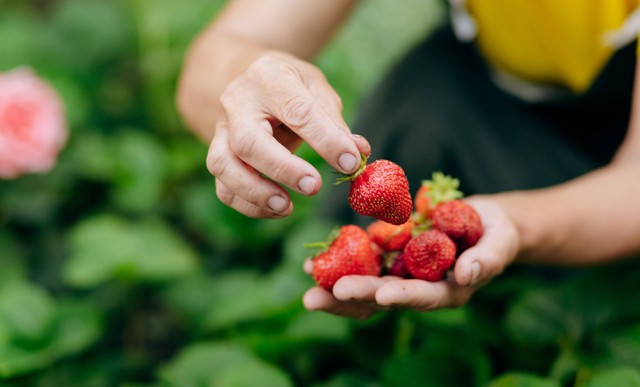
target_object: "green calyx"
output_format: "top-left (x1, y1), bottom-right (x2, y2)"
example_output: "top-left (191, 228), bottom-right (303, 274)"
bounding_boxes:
top-left (383, 251), bottom-right (400, 269)
top-left (410, 213), bottom-right (431, 237)
top-left (302, 242), bottom-right (329, 250)
top-left (303, 227), bottom-right (341, 257)
top-left (422, 171), bottom-right (463, 206)
top-left (335, 154), bottom-right (368, 185)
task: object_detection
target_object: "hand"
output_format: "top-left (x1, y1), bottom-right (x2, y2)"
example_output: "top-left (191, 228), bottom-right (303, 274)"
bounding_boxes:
top-left (205, 52), bottom-right (370, 218)
top-left (302, 196), bottom-right (521, 319)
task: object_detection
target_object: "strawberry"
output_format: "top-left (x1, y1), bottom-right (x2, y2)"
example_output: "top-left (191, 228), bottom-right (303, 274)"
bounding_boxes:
top-left (339, 158), bottom-right (412, 225)
top-left (414, 185), bottom-right (432, 218)
top-left (430, 199), bottom-right (483, 253)
top-left (307, 225), bottom-right (381, 291)
top-left (366, 219), bottom-right (413, 252)
top-left (403, 229), bottom-right (456, 281)
top-left (385, 252), bottom-right (411, 278)
top-left (415, 172), bottom-right (463, 218)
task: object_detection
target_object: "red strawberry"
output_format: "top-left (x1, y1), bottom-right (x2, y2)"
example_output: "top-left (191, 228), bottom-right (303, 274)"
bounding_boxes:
top-left (309, 225), bottom-right (381, 291)
top-left (340, 158), bottom-right (412, 225)
top-left (414, 172), bottom-right (463, 218)
top-left (414, 185), bottom-right (432, 219)
top-left (403, 229), bottom-right (456, 281)
top-left (386, 252), bottom-right (411, 278)
top-left (431, 199), bottom-right (483, 253)
top-left (366, 219), bottom-right (414, 252)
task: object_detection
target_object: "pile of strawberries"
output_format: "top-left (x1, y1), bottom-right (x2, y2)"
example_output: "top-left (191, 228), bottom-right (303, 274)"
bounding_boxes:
top-left (307, 158), bottom-right (483, 291)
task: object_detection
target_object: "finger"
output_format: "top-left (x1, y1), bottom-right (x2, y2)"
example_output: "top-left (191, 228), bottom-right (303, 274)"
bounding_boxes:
top-left (351, 134), bottom-right (372, 158)
top-left (332, 275), bottom-right (401, 303)
top-left (220, 97), bottom-right (324, 197)
top-left (454, 200), bottom-right (519, 286)
top-left (208, 124), bottom-right (299, 215)
top-left (303, 287), bottom-right (379, 320)
top-left (259, 73), bottom-right (362, 175)
top-left (215, 180), bottom-right (292, 218)
top-left (303, 258), bottom-right (313, 275)
top-left (375, 279), bottom-right (474, 311)
top-left (305, 77), bottom-right (371, 158)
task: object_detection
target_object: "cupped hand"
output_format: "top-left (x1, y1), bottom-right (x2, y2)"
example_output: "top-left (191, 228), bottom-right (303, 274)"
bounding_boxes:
top-left (206, 52), bottom-right (370, 218)
top-left (302, 196), bottom-right (521, 318)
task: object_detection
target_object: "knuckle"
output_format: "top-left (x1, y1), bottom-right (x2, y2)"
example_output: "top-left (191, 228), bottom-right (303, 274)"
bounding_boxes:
top-left (219, 80), bottom-right (242, 112)
top-left (229, 129), bottom-right (258, 159)
top-left (206, 148), bottom-right (227, 177)
top-left (282, 95), bottom-right (313, 129)
top-left (251, 54), bottom-right (278, 71)
top-left (265, 161), bottom-right (291, 186)
top-left (246, 55), bottom-right (285, 85)
top-left (215, 182), bottom-right (235, 206)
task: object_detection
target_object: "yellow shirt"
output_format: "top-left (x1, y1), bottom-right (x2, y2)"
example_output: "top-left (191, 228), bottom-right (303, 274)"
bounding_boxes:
top-left (466, 0), bottom-right (638, 93)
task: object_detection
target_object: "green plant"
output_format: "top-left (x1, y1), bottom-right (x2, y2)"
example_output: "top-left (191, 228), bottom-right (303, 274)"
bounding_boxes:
top-left (2, 0), bottom-right (639, 386)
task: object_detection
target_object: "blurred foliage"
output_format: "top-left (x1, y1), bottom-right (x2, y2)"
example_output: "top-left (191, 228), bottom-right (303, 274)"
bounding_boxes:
top-left (1, 0), bottom-right (640, 386)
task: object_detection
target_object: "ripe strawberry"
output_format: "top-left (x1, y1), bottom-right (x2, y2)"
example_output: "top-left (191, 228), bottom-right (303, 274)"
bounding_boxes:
top-left (339, 158), bottom-right (412, 225)
top-left (403, 229), bottom-right (456, 281)
top-left (431, 200), bottom-right (483, 253)
top-left (308, 225), bottom-right (381, 291)
top-left (366, 219), bottom-right (413, 252)
top-left (386, 252), bottom-right (411, 278)
top-left (414, 185), bottom-right (432, 219)
top-left (414, 172), bottom-right (463, 218)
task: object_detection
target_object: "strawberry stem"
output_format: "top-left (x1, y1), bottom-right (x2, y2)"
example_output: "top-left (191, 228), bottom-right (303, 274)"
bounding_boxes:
top-left (303, 242), bottom-right (329, 249)
top-left (335, 154), bottom-right (368, 184)
top-left (302, 226), bottom-right (341, 254)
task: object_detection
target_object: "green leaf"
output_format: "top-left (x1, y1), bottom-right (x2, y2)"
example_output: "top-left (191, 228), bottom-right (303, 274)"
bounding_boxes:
top-left (0, 168), bottom-right (73, 225)
top-left (211, 362), bottom-right (293, 387)
top-left (0, 13), bottom-right (41, 70)
top-left (0, 231), bottom-right (27, 282)
top-left (309, 372), bottom-right (380, 387)
top-left (202, 271), bottom-right (271, 331)
top-left (488, 373), bottom-right (561, 387)
top-left (68, 129), bottom-right (169, 212)
top-left (47, 0), bottom-right (133, 71)
top-left (0, 280), bottom-right (56, 343)
top-left (284, 312), bottom-right (350, 342)
top-left (181, 179), bottom-right (296, 251)
top-left (160, 274), bottom-right (222, 326)
top-left (505, 286), bottom-right (576, 346)
top-left (382, 332), bottom-right (491, 387)
top-left (583, 368), bottom-right (640, 387)
top-left (505, 264), bottom-right (640, 348)
top-left (0, 300), bottom-right (101, 378)
top-left (65, 214), bottom-right (198, 287)
top-left (109, 130), bottom-right (169, 213)
top-left (582, 324), bottom-right (640, 369)
top-left (67, 131), bottom-right (117, 180)
top-left (47, 301), bottom-right (102, 358)
top-left (157, 342), bottom-right (293, 387)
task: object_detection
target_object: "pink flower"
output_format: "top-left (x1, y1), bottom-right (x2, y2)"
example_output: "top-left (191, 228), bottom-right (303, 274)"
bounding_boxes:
top-left (0, 68), bottom-right (68, 179)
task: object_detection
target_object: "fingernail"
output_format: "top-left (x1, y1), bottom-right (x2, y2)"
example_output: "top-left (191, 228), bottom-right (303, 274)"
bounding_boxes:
top-left (338, 153), bottom-right (358, 172)
top-left (470, 261), bottom-right (481, 286)
top-left (267, 195), bottom-right (288, 213)
top-left (298, 176), bottom-right (317, 195)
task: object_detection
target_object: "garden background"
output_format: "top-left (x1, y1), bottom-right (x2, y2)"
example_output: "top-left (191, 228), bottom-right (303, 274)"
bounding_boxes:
top-left (2, 0), bottom-right (640, 385)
